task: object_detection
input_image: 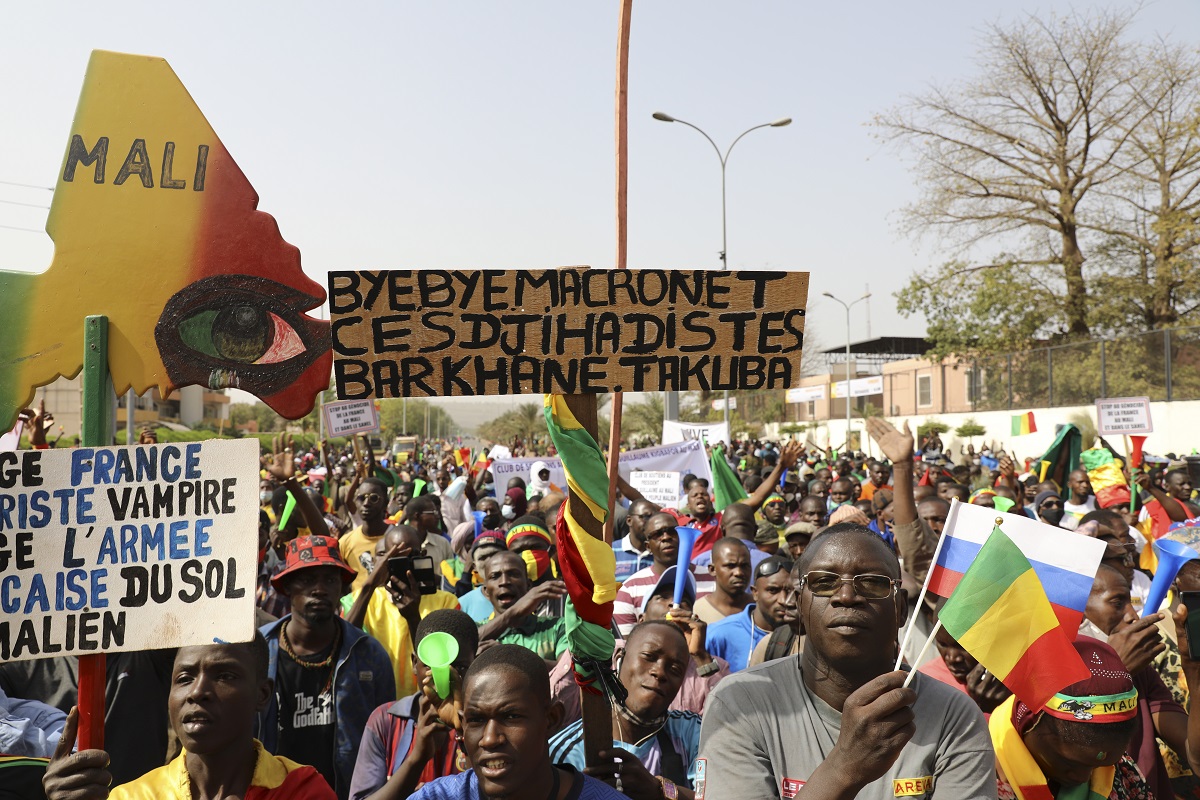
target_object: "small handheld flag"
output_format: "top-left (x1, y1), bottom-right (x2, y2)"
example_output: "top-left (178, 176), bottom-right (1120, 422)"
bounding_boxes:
top-left (939, 523), bottom-right (1091, 709)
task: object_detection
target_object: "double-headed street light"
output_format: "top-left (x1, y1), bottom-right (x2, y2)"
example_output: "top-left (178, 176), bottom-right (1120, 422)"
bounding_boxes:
top-left (652, 111), bottom-right (791, 433)
top-left (823, 292), bottom-right (871, 452)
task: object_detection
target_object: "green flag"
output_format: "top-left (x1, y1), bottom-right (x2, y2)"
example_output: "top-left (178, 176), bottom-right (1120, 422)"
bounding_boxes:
top-left (710, 445), bottom-right (748, 511)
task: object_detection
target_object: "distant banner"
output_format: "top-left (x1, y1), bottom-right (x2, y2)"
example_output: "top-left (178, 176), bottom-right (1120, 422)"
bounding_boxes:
top-left (831, 375), bottom-right (884, 399)
top-left (322, 399), bottom-right (380, 437)
top-left (0, 439), bottom-right (258, 662)
top-left (662, 420), bottom-right (730, 446)
top-left (328, 268), bottom-right (809, 397)
top-left (711, 397), bottom-right (738, 411)
top-left (490, 439), bottom-right (712, 501)
top-left (786, 385), bottom-right (825, 403)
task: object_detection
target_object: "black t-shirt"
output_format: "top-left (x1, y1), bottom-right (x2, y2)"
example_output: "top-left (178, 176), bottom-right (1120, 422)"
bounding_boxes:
top-left (275, 638), bottom-right (337, 790)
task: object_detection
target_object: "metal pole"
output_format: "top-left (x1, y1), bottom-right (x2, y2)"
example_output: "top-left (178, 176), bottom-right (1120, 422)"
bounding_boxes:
top-left (1165, 329), bottom-right (1173, 401)
top-left (845, 304), bottom-right (852, 449)
top-left (1047, 347), bottom-right (1053, 407)
top-left (125, 388), bottom-right (135, 444)
top-left (1100, 340), bottom-right (1107, 399)
top-left (721, 158), bottom-right (731, 433)
top-left (403, 397), bottom-right (407, 435)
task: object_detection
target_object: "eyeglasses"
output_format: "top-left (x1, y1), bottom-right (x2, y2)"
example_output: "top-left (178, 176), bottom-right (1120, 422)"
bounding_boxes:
top-left (357, 492), bottom-right (385, 503)
top-left (801, 571), bottom-right (900, 600)
top-left (755, 559), bottom-right (794, 580)
top-left (646, 528), bottom-right (678, 543)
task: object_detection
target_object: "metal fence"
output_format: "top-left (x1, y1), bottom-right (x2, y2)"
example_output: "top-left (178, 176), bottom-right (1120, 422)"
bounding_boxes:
top-left (965, 326), bottom-right (1200, 412)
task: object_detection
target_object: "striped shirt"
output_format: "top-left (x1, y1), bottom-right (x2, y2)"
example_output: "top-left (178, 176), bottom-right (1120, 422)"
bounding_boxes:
top-left (611, 565), bottom-right (715, 637)
top-left (549, 710), bottom-right (703, 789)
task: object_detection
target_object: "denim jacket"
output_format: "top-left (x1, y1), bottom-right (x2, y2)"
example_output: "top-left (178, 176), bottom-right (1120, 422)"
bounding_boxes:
top-left (257, 616), bottom-right (397, 799)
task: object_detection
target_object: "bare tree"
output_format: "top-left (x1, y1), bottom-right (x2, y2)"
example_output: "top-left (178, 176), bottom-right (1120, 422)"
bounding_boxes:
top-left (876, 9), bottom-right (1147, 338)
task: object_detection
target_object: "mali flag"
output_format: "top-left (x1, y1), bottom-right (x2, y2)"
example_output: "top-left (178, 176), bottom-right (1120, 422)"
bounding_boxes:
top-left (939, 525), bottom-right (1090, 709)
top-left (1010, 412), bottom-right (1036, 436)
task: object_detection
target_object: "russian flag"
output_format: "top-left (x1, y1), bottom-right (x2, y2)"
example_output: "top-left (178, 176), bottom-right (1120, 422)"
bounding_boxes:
top-left (927, 500), bottom-right (1106, 634)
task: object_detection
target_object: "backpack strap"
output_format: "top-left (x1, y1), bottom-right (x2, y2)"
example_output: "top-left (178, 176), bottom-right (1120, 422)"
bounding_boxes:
top-left (384, 711), bottom-right (417, 778)
top-left (765, 625), bottom-right (796, 662)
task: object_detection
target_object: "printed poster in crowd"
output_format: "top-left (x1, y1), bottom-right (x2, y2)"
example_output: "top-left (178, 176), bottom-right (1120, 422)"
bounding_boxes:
top-left (0, 439), bottom-right (259, 662)
top-left (322, 398), bottom-right (380, 437)
top-left (1095, 397), bottom-right (1153, 437)
top-left (628, 470), bottom-right (682, 509)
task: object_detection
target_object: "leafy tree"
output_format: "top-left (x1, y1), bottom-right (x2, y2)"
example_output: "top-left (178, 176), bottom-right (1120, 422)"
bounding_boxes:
top-left (918, 419), bottom-right (951, 437)
top-left (955, 419), bottom-right (987, 438)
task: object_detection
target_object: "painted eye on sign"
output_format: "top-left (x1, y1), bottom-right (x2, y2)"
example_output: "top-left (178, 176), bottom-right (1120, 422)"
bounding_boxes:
top-left (0, 50), bottom-right (331, 431)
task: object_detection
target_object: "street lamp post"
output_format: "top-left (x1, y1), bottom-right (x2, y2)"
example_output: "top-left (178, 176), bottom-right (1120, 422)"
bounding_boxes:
top-left (652, 111), bottom-right (791, 436)
top-left (822, 292), bottom-right (870, 453)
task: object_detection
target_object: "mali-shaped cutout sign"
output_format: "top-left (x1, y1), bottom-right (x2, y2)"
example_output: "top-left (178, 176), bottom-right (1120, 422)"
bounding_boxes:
top-left (0, 50), bottom-right (331, 427)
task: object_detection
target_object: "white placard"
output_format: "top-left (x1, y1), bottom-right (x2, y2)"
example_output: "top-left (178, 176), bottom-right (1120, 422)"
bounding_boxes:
top-left (711, 397), bottom-right (738, 411)
top-left (322, 399), bottom-right (380, 437)
top-left (629, 470), bottom-right (681, 509)
top-left (786, 385), bottom-right (825, 403)
top-left (0, 439), bottom-right (259, 662)
top-left (662, 420), bottom-right (730, 446)
top-left (1096, 397), bottom-right (1153, 436)
top-left (490, 440), bottom-right (713, 498)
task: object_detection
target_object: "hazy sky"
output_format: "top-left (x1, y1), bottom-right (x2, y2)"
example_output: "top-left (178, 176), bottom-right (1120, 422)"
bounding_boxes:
top-left (2, 1), bottom-right (1194, 429)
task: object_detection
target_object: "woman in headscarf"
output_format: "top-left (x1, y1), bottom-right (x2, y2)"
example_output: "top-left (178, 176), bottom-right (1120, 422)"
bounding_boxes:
top-left (528, 460), bottom-right (553, 497)
top-left (991, 637), bottom-right (1149, 799)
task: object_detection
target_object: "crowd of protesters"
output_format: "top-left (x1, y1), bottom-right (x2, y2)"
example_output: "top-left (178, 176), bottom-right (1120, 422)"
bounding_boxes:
top-left (7, 400), bottom-right (1200, 799)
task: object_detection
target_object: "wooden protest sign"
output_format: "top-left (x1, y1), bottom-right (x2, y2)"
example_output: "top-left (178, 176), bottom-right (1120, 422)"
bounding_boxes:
top-left (328, 268), bottom-right (809, 398)
top-left (0, 439), bottom-right (259, 662)
top-left (0, 50), bottom-right (332, 430)
top-left (322, 398), bottom-right (381, 438)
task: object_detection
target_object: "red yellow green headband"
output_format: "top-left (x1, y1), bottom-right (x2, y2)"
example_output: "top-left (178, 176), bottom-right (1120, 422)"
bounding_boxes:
top-left (506, 523), bottom-right (552, 548)
top-left (1042, 689), bottom-right (1138, 724)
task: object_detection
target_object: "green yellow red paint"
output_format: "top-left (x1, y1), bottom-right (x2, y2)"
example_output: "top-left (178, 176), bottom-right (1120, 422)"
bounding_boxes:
top-left (0, 50), bottom-right (331, 428)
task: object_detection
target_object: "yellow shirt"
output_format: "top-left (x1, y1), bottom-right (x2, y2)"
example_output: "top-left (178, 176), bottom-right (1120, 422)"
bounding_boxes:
top-left (355, 587), bottom-right (460, 696)
top-left (111, 740), bottom-right (335, 799)
top-left (338, 525), bottom-right (385, 594)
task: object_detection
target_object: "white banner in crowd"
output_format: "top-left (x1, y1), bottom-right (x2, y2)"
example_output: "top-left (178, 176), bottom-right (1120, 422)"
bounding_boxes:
top-left (785, 385), bottom-right (825, 403)
top-left (662, 420), bottom-right (730, 446)
top-left (490, 439), bottom-right (713, 501)
top-left (831, 375), bottom-right (884, 399)
top-left (0, 439), bottom-right (259, 662)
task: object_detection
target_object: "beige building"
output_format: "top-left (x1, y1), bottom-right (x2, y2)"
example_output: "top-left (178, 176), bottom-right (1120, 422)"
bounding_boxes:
top-left (28, 375), bottom-right (229, 439)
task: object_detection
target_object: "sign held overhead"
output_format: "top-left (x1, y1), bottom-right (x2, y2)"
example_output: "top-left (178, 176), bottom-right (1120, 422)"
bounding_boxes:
top-left (1096, 397), bottom-right (1153, 436)
top-left (322, 399), bottom-right (380, 437)
top-left (328, 268), bottom-right (808, 398)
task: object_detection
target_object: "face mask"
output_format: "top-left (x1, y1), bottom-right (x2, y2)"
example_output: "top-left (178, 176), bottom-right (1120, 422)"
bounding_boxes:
top-left (260, 490), bottom-right (273, 505)
top-left (1040, 508), bottom-right (1065, 526)
top-left (502, 505), bottom-right (516, 520)
top-left (483, 482), bottom-right (495, 495)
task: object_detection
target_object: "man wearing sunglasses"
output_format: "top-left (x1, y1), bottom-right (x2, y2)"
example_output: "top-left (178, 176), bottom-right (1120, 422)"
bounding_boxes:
top-left (704, 555), bottom-right (796, 673)
top-left (697, 524), bottom-right (995, 799)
